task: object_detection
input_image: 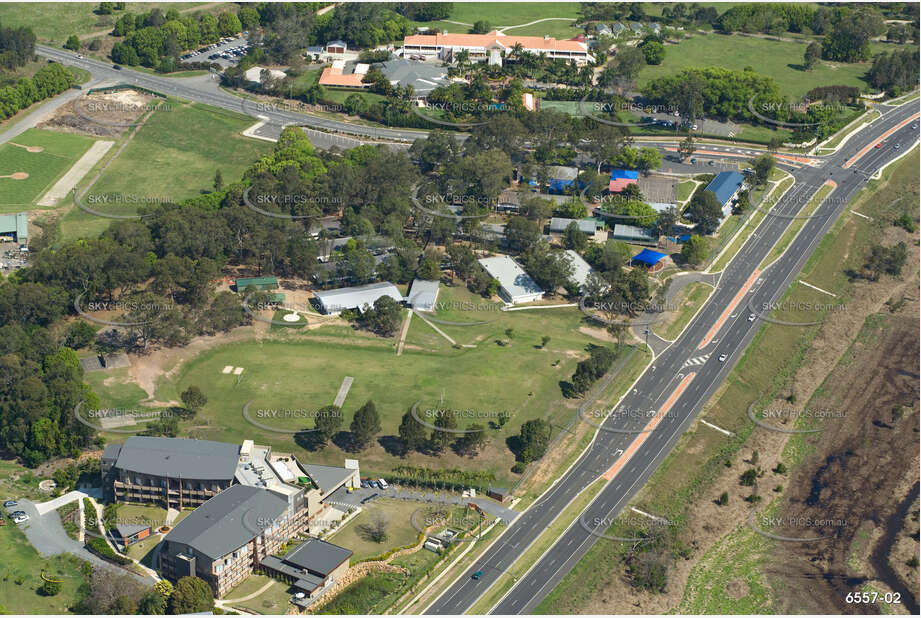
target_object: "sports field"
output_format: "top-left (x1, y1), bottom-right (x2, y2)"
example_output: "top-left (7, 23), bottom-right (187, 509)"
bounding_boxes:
top-left (88, 284), bottom-right (630, 484)
top-left (409, 2), bottom-right (581, 39)
top-left (77, 99), bottom-right (272, 217)
top-left (0, 128), bottom-right (96, 213)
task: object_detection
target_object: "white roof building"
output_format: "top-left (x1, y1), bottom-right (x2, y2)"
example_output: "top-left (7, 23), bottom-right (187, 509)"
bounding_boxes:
top-left (314, 281), bottom-right (404, 315)
top-left (478, 255), bottom-right (544, 305)
top-left (408, 279), bottom-right (440, 312)
top-left (244, 66), bottom-right (287, 84)
top-left (562, 250), bottom-right (595, 291)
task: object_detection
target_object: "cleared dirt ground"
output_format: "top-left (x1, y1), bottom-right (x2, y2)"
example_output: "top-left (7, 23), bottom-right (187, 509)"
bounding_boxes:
top-left (38, 89), bottom-right (157, 137)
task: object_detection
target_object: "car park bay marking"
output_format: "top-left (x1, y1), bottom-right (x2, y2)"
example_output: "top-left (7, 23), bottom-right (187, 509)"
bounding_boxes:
top-left (843, 112), bottom-right (920, 169)
top-left (698, 269), bottom-right (760, 350)
top-left (601, 372), bottom-right (696, 481)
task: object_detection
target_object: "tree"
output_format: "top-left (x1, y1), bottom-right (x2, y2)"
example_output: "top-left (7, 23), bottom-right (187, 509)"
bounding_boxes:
top-left (863, 241), bottom-right (908, 280)
top-left (314, 405), bottom-right (342, 442)
top-left (64, 35), bottom-right (80, 51)
top-left (217, 11), bottom-right (242, 37)
top-left (504, 216), bottom-right (541, 252)
top-left (357, 512), bottom-right (388, 543)
top-left (398, 410), bottom-right (427, 454)
top-left (169, 576), bottom-right (213, 615)
top-left (740, 468), bottom-right (758, 486)
top-left (636, 147), bottom-right (662, 173)
top-left (456, 423), bottom-right (487, 456)
top-left (677, 134), bottom-right (695, 161)
top-left (685, 190), bottom-right (723, 235)
top-left (751, 154), bottom-right (775, 186)
top-left (471, 19), bottom-right (490, 34)
top-left (138, 590), bottom-right (167, 614)
top-left (517, 419), bottom-right (552, 463)
top-left (213, 169), bottom-right (223, 192)
top-left (717, 491), bottom-right (729, 506)
top-left (180, 385), bottom-right (207, 411)
top-left (654, 206), bottom-right (678, 237)
top-left (641, 40), bottom-right (665, 64)
top-left (63, 320), bottom-right (97, 349)
top-left (417, 257), bottom-right (441, 281)
top-left (681, 235), bottom-right (709, 266)
top-left (751, 450), bottom-right (759, 465)
top-left (804, 41), bottom-right (821, 70)
top-left (350, 400), bottom-right (381, 450)
top-left (540, 335), bottom-right (551, 348)
top-left (41, 579), bottom-right (62, 596)
top-left (366, 295), bottom-right (402, 336)
top-left (563, 221), bottom-right (587, 251)
top-left (430, 409), bottom-right (457, 453)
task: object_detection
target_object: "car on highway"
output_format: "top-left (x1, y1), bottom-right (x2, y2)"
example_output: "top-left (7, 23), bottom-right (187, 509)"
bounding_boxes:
top-left (472, 570), bottom-right (483, 580)
top-left (894, 143), bottom-right (901, 149)
top-left (3, 500), bottom-right (17, 507)
top-left (748, 314), bottom-right (756, 322)
top-left (718, 353), bottom-right (728, 362)
top-left (913, 124), bottom-right (917, 129)
top-left (112, 64), bottom-right (122, 70)
top-left (875, 143), bottom-right (882, 148)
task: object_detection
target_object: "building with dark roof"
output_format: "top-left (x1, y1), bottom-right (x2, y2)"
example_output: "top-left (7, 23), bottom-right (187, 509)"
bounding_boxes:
top-left (159, 484), bottom-right (298, 597)
top-left (376, 58), bottom-right (450, 97)
top-left (103, 437), bottom-right (241, 508)
top-left (259, 538), bottom-right (352, 602)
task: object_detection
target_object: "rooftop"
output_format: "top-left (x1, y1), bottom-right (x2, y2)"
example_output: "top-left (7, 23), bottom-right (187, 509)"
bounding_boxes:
top-left (313, 281), bottom-right (403, 314)
top-left (301, 463), bottom-right (355, 496)
top-left (705, 171), bottom-right (745, 206)
top-left (164, 484), bottom-right (289, 561)
top-left (561, 250), bottom-right (594, 289)
top-left (112, 437), bottom-right (240, 481)
top-left (549, 217), bottom-right (597, 234)
top-left (403, 31), bottom-right (591, 54)
top-left (408, 279), bottom-right (440, 311)
top-left (376, 58), bottom-right (450, 95)
top-left (478, 255), bottom-right (544, 299)
top-left (281, 538), bottom-right (353, 575)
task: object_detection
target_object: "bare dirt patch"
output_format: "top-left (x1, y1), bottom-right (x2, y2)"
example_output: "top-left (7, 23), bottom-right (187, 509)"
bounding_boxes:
top-left (38, 89), bottom-right (156, 138)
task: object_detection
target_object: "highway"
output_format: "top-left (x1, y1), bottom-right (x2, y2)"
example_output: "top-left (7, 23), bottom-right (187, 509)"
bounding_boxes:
top-left (423, 100), bottom-right (919, 615)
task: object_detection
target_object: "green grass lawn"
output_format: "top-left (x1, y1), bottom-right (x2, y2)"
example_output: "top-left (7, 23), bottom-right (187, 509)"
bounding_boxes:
top-left (229, 575), bottom-right (294, 613)
top-left (0, 2), bottom-right (209, 44)
top-left (637, 32), bottom-right (918, 99)
top-left (88, 284), bottom-right (625, 484)
top-left (85, 99), bottom-right (271, 216)
top-left (653, 281), bottom-right (713, 340)
top-left (0, 128), bottom-right (96, 213)
top-left (0, 521), bottom-right (89, 614)
top-left (410, 2), bottom-right (579, 32)
top-left (326, 499), bottom-right (425, 563)
top-left (320, 570), bottom-right (405, 614)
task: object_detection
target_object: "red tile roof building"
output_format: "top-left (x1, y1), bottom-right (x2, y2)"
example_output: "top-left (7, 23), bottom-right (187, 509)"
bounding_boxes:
top-left (402, 31), bottom-right (594, 65)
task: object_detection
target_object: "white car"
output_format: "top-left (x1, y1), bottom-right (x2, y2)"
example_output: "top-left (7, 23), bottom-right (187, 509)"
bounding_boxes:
top-left (748, 314), bottom-right (756, 322)
top-left (13, 514), bottom-right (29, 524)
top-left (718, 353), bottom-right (728, 362)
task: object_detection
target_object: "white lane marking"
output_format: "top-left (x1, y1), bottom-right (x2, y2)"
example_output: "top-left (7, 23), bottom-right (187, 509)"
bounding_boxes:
top-left (798, 280), bottom-right (837, 297)
top-left (700, 419), bottom-right (734, 436)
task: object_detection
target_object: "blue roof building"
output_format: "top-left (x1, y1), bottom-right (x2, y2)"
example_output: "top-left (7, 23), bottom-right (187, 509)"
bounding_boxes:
top-left (705, 171), bottom-right (745, 214)
top-left (610, 169), bottom-right (639, 180)
top-left (632, 248), bottom-right (667, 271)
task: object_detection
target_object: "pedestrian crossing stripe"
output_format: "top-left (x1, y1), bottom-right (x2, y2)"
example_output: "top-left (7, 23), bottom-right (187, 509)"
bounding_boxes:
top-left (684, 354), bottom-right (710, 366)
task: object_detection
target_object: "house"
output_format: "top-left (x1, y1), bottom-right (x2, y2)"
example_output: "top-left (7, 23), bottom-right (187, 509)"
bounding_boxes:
top-left (259, 538), bottom-right (352, 604)
top-left (407, 279), bottom-right (440, 312)
top-left (472, 222), bottom-right (507, 246)
top-left (234, 276), bottom-right (279, 292)
top-left (704, 171), bottom-right (745, 217)
top-left (548, 166), bottom-right (580, 193)
top-left (548, 217), bottom-right (597, 236)
top-left (0, 212), bottom-right (28, 244)
top-left (609, 224), bottom-right (659, 247)
top-left (313, 281), bottom-right (403, 315)
top-left (478, 255), bottom-right (544, 305)
top-left (159, 484), bottom-right (301, 597)
top-left (376, 58), bottom-right (450, 97)
top-left (561, 250), bottom-right (595, 290)
top-left (114, 523), bottom-right (152, 549)
top-left (650, 22), bottom-right (662, 34)
top-left (609, 169), bottom-right (639, 193)
top-left (243, 66), bottom-right (286, 85)
top-left (317, 237), bottom-right (352, 262)
top-left (305, 45), bottom-right (324, 59)
top-left (402, 31), bottom-right (594, 65)
top-left (325, 40), bottom-right (347, 54)
top-left (611, 22), bottom-right (627, 36)
top-left (496, 190), bottom-right (522, 213)
top-left (101, 437), bottom-right (241, 509)
top-left (632, 248), bottom-right (667, 271)
top-left (595, 23), bottom-right (612, 36)
top-left (630, 22), bottom-right (644, 34)
top-left (318, 60), bottom-right (368, 88)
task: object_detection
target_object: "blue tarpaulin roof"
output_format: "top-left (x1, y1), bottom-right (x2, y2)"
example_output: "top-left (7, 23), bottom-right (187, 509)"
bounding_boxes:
top-left (610, 169), bottom-right (639, 180)
top-left (632, 248), bottom-right (667, 265)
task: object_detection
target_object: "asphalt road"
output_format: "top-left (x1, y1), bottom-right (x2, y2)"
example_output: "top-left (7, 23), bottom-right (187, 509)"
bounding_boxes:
top-left (424, 100), bottom-right (919, 615)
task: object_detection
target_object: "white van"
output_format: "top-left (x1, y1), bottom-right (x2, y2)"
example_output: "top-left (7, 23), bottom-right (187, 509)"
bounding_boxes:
top-left (377, 478), bottom-right (389, 490)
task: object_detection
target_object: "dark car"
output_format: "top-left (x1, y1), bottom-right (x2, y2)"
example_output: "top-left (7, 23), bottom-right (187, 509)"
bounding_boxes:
top-left (472, 570), bottom-right (483, 580)
top-left (112, 64), bottom-right (122, 70)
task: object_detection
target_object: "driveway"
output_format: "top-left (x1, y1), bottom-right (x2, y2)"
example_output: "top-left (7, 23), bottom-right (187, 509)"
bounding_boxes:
top-left (326, 486), bottom-right (519, 523)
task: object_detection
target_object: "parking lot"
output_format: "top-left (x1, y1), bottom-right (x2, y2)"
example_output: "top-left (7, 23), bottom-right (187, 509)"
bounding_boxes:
top-left (1, 242), bottom-right (28, 272)
top-left (180, 34), bottom-right (250, 68)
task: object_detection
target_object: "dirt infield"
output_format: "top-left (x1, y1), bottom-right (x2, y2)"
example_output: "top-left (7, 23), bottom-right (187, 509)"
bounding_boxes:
top-left (0, 171), bottom-right (28, 179)
top-left (36, 139), bottom-right (113, 206)
top-left (8, 142), bottom-right (44, 153)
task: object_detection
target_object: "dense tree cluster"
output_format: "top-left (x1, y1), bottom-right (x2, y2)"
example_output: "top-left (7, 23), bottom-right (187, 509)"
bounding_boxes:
top-left (820, 7), bottom-right (887, 63)
top-left (0, 61), bottom-right (74, 122)
top-left (570, 345), bottom-right (619, 396)
top-left (313, 3), bottom-right (412, 49)
top-left (0, 23), bottom-right (37, 69)
top-left (867, 50), bottom-right (920, 94)
top-left (394, 2), bottom-right (453, 22)
top-left (716, 3), bottom-right (816, 34)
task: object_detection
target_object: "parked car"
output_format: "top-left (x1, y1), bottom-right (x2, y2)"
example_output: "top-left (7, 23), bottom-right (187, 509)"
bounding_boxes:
top-left (13, 514), bottom-right (28, 524)
top-left (3, 500), bottom-right (17, 507)
top-left (377, 479), bottom-right (389, 490)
